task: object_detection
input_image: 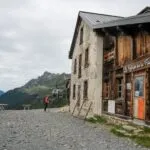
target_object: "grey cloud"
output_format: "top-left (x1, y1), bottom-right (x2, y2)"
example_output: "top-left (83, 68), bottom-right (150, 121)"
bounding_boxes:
top-left (0, 0), bottom-right (149, 91)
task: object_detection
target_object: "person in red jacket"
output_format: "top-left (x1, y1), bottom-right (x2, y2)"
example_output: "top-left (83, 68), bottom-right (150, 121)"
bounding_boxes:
top-left (43, 95), bottom-right (49, 112)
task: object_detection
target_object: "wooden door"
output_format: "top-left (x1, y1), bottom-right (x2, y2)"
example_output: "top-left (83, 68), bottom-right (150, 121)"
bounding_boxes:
top-left (133, 75), bottom-right (145, 120)
top-left (145, 69), bottom-right (150, 121)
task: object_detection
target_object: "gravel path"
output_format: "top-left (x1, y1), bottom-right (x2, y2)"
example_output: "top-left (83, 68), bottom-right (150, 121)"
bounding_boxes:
top-left (0, 109), bottom-right (149, 150)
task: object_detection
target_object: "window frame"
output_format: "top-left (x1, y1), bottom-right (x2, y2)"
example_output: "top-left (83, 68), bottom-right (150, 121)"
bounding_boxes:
top-left (78, 54), bottom-right (82, 78)
top-left (80, 27), bottom-right (83, 45)
top-left (73, 59), bottom-right (77, 74)
top-left (116, 78), bottom-right (123, 99)
top-left (134, 75), bottom-right (144, 97)
top-left (73, 84), bottom-right (76, 99)
top-left (83, 80), bottom-right (88, 100)
top-left (84, 48), bottom-right (89, 68)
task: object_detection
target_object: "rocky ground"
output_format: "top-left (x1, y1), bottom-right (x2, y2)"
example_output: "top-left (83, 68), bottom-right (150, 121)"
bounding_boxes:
top-left (0, 109), bottom-right (149, 150)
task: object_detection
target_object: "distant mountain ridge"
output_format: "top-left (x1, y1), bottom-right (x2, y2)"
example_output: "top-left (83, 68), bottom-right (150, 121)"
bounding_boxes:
top-left (0, 90), bottom-right (4, 96)
top-left (0, 72), bottom-right (70, 109)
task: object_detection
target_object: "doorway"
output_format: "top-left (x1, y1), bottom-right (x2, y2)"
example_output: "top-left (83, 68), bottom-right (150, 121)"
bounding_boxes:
top-left (133, 75), bottom-right (145, 120)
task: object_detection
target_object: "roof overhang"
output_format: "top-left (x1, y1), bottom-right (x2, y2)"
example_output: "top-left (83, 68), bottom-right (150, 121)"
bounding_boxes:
top-left (93, 12), bottom-right (150, 29)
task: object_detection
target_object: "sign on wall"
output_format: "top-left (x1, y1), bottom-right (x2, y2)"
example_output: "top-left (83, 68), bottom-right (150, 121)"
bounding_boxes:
top-left (126, 83), bottom-right (131, 90)
top-left (108, 100), bottom-right (115, 114)
top-left (124, 57), bottom-right (150, 73)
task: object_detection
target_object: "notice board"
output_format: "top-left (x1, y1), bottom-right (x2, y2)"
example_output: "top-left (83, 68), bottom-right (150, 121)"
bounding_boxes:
top-left (108, 100), bottom-right (115, 114)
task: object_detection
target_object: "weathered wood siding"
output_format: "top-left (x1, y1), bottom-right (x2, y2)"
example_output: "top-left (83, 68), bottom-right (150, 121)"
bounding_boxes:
top-left (135, 33), bottom-right (150, 57)
top-left (117, 36), bottom-right (132, 66)
top-left (146, 69), bottom-right (150, 121)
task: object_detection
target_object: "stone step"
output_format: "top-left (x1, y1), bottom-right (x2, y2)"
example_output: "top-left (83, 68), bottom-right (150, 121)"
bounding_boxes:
top-left (122, 125), bottom-right (137, 132)
top-left (115, 129), bottom-right (132, 137)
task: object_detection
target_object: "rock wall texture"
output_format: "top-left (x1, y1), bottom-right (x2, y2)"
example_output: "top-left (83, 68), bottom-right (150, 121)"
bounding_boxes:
top-left (70, 20), bottom-right (103, 117)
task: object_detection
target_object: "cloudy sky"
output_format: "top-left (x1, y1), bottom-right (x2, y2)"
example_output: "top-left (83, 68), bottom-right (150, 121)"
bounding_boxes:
top-left (0, 0), bottom-right (149, 91)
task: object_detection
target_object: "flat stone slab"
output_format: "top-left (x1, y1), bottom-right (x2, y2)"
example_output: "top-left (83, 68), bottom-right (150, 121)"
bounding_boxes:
top-left (116, 129), bottom-right (127, 134)
top-left (134, 129), bottom-right (143, 134)
top-left (122, 125), bottom-right (137, 132)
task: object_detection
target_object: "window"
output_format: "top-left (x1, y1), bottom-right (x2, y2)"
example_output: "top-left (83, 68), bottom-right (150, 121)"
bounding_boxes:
top-left (83, 80), bottom-right (88, 99)
top-left (134, 76), bottom-right (144, 97)
top-left (73, 84), bottom-right (76, 99)
top-left (77, 85), bottom-right (81, 106)
top-left (80, 27), bottom-right (83, 45)
top-left (78, 54), bottom-right (82, 78)
top-left (116, 78), bottom-right (123, 98)
top-left (85, 48), bottom-right (89, 68)
top-left (73, 59), bottom-right (77, 74)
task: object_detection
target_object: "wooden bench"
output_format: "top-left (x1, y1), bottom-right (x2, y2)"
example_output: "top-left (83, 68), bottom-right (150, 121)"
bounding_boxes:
top-left (22, 104), bottom-right (31, 110)
top-left (0, 104), bottom-right (8, 111)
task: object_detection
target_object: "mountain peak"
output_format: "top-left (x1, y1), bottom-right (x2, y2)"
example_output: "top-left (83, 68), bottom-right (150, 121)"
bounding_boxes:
top-left (42, 71), bottom-right (53, 79)
top-left (43, 71), bottom-right (51, 76)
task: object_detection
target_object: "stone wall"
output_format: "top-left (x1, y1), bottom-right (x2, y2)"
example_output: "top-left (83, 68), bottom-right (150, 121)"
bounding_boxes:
top-left (70, 20), bottom-right (103, 117)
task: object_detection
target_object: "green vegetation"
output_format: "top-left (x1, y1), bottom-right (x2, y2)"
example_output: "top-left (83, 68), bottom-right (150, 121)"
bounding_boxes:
top-left (110, 124), bottom-right (150, 148)
top-left (85, 117), bottom-right (97, 123)
top-left (85, 115), bottom-right (150, 148)
top-left (51, 96), bottom-right (68, 108)
top-left (132, 136), bottom-right (150, 148)
top-left (86, 115), bottom-right (107, 124)
top-left (111, 128), bottom-right (126, 137)
top-left (143, 126), bottom-right (150, 133)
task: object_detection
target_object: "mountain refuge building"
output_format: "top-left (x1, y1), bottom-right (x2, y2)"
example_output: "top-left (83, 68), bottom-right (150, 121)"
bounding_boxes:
top-left (68, 7), bottom-right (150, 125)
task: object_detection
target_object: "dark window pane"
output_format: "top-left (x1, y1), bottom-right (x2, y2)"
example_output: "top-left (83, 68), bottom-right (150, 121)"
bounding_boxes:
top-left (84, 80), bottom-right (88, 99)
top-left (116, 78), bottom-right (123, 98)
top-left (80, 28), bottom-right (83, 45)
top-left (78, 54), bottom-right (82, 78)
top-left (134, 76), bottom-right (144, 97)
top-left (73, 84), bottom-right (76, 99)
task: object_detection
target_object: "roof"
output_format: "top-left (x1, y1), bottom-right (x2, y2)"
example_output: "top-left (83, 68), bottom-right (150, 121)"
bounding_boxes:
top-left (69, 7), bottom-right (150, 59)
top-left (79, 11), bottom-right (123, 28)
top-left (69, 11), bottom-right (123, 59)
top-left (93, 11), bottom-right (150, 29)
top-left (137, 6), bottom-right (150, 15)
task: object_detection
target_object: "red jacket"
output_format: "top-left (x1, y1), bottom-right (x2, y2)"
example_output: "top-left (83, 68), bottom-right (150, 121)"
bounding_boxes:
top-left (43, 96), bottom-right (49, 104)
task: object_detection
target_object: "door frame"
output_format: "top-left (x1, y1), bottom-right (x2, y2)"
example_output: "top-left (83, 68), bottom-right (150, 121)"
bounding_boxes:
top-left (133, 72), bottom-right (146, 120)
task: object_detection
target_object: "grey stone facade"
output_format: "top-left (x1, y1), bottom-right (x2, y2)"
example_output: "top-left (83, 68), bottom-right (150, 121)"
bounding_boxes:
top-left (70, 20), bottom-right (103, 117)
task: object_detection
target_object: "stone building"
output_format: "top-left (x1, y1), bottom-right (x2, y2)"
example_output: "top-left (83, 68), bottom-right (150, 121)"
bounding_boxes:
top-left (68, 11), bottom-right (122, 116)
top-left (69, 7), bottom-right (150, 124)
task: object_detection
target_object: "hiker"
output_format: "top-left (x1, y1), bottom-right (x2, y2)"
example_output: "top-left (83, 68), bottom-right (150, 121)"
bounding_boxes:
top-left (43, 95), bottom-right (49, 111)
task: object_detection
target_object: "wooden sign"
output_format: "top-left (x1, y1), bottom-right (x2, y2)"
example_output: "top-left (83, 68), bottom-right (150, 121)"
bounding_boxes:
top-left (124, 57), bottom-right (150, 73)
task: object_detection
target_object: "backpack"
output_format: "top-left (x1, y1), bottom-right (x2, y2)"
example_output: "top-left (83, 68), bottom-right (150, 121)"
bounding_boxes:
top-left (43, 96), bottom-right (49, 104)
